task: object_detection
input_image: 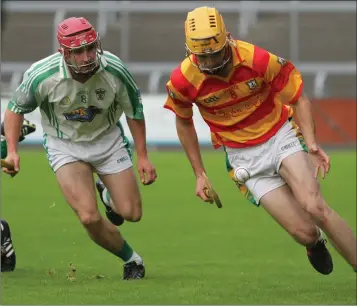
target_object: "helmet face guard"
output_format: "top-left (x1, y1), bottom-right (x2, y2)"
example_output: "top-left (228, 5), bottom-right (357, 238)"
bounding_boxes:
top-left (62, 38), bottom-right (103, 75)
top-left (57, 17), bottom-right (103, 75)
top-left (185, 38), bottom-right (231, 74)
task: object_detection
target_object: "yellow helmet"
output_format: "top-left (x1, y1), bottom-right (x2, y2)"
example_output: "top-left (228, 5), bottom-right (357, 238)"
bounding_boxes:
top-left (185, 6), bottom-right (227, 55)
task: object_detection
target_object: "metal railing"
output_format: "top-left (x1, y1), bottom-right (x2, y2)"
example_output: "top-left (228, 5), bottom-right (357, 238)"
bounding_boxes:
top-left (3, 1), bottom-right (356, 62)
top-left (2, 1), bottom-right (355, 97)
top-left (4, 1), bottom-right (355, 13)
top-left (2, 61), bottom-right (356, 98)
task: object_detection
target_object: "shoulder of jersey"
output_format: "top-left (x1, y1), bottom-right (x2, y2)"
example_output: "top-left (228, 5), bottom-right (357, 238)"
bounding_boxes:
top-left (101, 50), bottom-right (132, 81)
top-left (26, 52), bottom-right (62, 75)
top-left (169, 56), bottom-right (205, 100)
top-left (102, 50), bottom-right (125, 67)
top-left (234, 40), bottom-right (255, 66)
top-left (235, 39), bottom-right (272, 77)
top-left (22, 52), bottom-right (62, 90)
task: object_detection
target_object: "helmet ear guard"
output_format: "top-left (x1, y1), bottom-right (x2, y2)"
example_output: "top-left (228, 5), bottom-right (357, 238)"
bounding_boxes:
top-left (95, 34), bottom-right (104, 55)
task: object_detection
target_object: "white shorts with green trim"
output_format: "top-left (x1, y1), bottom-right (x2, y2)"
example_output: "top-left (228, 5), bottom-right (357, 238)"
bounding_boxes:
top-left (225, 119), bottom-right (307, 206)
top-left (43, 125), bottom-right (132, 175)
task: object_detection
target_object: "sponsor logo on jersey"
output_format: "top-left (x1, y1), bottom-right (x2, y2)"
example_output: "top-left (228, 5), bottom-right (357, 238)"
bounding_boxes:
top-left (63, 106), bottom-right (102, 122)
top-left (203, 95), bottom-right (220, 103)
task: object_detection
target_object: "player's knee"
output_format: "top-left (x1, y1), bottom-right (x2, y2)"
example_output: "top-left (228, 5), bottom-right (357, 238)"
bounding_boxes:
top-left (120, 200), bottom-right (142, 222)
top-left (126, 213), bottom-right (142, 222)
top-left (303, 191), bottom-right (332, 225)
top-left (77, 210), bottom-right (101, 226)
top-left (122, 210), bottom-right (142, 222)
top-left (287, 223), bottom-right (318, 246)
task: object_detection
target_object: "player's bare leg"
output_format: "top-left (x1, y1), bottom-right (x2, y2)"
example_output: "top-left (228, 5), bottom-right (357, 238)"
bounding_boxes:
top-left (95, 167), bottom-right (142, 226)
top-left (260, 184), bottom-right (333, 275)
top-left (98, 167), bottom-right (142, 222)
top-left (95, 179), bottom-right (125, 226)
top-left (97, 168), bottom-right (145, 279)
top-left (280, 151), bottom-right (357, 271)
top-left (56, 161), bottom-right (144, 279)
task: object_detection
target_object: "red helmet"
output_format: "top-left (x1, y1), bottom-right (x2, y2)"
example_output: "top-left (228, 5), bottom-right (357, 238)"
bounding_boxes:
top-left (57, 17), bottom-right (102, 75)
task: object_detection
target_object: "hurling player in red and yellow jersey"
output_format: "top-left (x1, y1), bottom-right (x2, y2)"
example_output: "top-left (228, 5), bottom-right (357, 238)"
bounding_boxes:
top-left (164, 6), bottom-right (357, 275)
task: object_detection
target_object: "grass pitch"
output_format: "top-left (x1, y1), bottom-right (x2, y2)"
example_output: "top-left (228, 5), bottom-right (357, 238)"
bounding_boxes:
top-left (1, 149), bottom-right (356, 304)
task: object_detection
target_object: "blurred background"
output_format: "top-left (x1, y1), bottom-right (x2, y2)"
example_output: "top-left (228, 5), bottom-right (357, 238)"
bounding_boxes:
top-left (1, 0), bottom-right (356, 148)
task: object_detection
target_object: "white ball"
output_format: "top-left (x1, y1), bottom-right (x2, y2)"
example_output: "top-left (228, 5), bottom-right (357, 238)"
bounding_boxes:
top-left (234, 167), bottom-right (250, 184)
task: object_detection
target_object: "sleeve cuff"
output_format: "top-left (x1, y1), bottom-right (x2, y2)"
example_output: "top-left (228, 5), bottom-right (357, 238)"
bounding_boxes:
top-left (163, 104), bottom-right (192, 120)
top-left (288, 82), bottom-right (304, 105)
top-left (7, 101), bottom-right (28, 114)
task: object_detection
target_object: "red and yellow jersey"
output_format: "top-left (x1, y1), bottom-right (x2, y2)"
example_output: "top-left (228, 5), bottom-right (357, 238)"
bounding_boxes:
top-left (163, 40), bottom-right (303, 148)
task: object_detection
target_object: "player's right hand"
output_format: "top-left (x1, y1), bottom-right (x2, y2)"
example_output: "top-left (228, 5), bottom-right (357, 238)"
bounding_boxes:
top-left (308, 144), bottom-right (330, 179)
top-left (195, 173), bottom-right (214, 204)
top-left (2, 152), bottom-right (20, 177)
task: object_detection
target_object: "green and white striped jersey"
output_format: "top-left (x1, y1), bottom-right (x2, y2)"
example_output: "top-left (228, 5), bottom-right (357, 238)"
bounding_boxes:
top-left (7, 51), bottom-right (143, 142)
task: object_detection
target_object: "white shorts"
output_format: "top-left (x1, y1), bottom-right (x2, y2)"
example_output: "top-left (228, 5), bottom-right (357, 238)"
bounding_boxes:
top-left (225, 119), bottom-right (307, 206)
top-left (43, 126), bottom-right (133, 175)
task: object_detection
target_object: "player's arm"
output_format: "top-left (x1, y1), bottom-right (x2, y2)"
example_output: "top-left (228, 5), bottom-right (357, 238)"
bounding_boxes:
top-left (117, 68), bottom-right (147, 158)
top-left (260, 49), bottom-right (315, 144)
top-left (3, 110), bottom-right (23, 154)
top-left (176, 116), bottom-right (206, 177)
top-left (5, 75), bottom-right (40, 153)
top-left (164, 83), bottom-right (206, 177)
top-left (3, 71), bottom-right (41, 173)
top-left (291, 94), bottom-right (317, 149)
top-left (164, 83), bottom-right (211, 202)
top-left (118, 66), bottom-right (156, 184)
top-left (126, 117), bottom-right (147, 157)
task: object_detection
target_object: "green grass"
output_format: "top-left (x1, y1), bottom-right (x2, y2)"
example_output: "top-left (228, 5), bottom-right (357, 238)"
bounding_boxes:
top-left (1, 149), bottom-right (356, 305)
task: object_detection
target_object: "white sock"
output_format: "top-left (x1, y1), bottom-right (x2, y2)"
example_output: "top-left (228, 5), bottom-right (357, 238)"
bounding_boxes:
top-left (102, 188), bottom-right (111, 207)
top-left (125, 251), bottom-right (144, 265)
top-left (316, 227), bottom-right (324, 242)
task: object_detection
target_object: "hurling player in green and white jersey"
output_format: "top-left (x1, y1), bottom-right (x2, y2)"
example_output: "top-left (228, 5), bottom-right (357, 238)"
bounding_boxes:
top-left (1, 119), bottom-right (36, 272)
top-left (3, 17), bottom-right (157, 280)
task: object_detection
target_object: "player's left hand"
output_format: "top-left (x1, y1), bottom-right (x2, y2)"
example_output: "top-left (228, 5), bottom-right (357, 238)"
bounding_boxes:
top-left (137, 156), bottom-right (157, 185)
top-left (308, 144), bottom-right (330, 179)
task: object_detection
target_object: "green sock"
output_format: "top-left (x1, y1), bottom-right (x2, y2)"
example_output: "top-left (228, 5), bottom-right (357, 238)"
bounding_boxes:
top-left (115, 240), bottom-right (134, 262)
